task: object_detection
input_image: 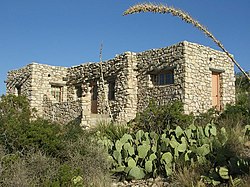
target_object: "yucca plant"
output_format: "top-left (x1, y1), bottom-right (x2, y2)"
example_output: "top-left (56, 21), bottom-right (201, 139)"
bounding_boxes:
top-left (123, 3), bottom-right (250, 81)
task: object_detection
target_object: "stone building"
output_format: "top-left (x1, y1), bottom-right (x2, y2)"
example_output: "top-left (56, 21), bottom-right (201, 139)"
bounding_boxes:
top-left (5, 41), bottom-right (235, 126)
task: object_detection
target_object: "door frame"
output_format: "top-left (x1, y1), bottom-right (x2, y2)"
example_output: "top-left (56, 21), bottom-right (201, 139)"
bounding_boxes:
top-left (211, 72), bottom-right (221, 110)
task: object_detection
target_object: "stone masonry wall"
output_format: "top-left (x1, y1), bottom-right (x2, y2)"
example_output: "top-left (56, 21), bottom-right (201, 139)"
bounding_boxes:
top-left (183, 41), bottom-right (235, 114)
top-left (6, 64), bottom-right (33, 99)
top-left (136, 42), bottom-right (186, 112)
top-left (29, 63), bottom-right (68, 117)
top-left (5, 41), bottom-right (236, 125)
top-left (43, 95), bottom-right (82, 124)
top-left (66, 52), bottom-right (138, 124)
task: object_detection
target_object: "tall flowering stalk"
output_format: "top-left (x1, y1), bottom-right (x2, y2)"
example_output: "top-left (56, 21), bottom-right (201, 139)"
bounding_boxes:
top-left (99, 43), bottom-right (113, 121)
top-left (123, 3), bottom-right (250, 81)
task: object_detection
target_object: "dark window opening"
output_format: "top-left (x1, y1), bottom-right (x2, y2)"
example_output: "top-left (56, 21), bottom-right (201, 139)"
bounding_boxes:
top-left (108, 81), bottom-right (115, 100)
top-left (75, 85), bottom-right (83, 98)
top-left (16, 85), bottom-right (22, 96)
top-left (151, 70), bottom-right (174, 85)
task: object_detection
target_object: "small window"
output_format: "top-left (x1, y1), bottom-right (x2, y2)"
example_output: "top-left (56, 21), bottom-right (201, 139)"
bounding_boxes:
top-left (108, 81), bottom-right (115, 100)
top-left (152, 70), bottom-right (174, 85)
top-left (75, 85), bottom-right (82, 98)
top-left (51, 85), bottom-right (63, 102)
top-left (15, 85), bottom-right (22, 96)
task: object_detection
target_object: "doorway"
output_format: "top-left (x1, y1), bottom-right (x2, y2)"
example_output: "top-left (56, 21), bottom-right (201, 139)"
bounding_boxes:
top-left (211, 72), bottom-right (220, 110)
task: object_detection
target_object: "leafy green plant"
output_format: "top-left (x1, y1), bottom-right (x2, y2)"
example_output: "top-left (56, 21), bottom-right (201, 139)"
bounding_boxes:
top-left (0, 94), bottom-right (112, 187)
top-left (107, 122), bottom-right (250, 185)
top-left (108, 123), bottom-right (219, 180)
top-left (92, 121), bottom-right (130, 142)
top-left (130, 100), bottom-right (193, 134)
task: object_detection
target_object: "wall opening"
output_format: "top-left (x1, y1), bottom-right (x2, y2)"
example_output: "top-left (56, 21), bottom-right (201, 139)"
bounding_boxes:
top-left (151, 70), bottom-right (174, 85)
top-left (108, 80), bottom-right (115, 100)
top-left (51, 85), bottom-right (63, 102)
top-left (211, 72), bottom-right (221, 110)
top-left (75, 85), bottom-right (83, 99)
top-left (15, 85), bottom-right (22, 96)
top-left (90, 82), bottom-right (98, 114)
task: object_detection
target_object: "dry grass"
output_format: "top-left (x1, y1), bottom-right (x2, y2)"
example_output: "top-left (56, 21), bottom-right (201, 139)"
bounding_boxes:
top-left (170, 166), bottom-right (207, 187)
top-left (0, 136), bottom-right (112, 187)
top-left (0, 151), bottom-right (59, 187)
top-left (123, 3), bottom-right (250, 81)
top-left (64, 136), bottom-right (112, 187)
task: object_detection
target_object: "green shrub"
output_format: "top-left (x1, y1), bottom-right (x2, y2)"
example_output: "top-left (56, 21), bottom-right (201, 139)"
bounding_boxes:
top-left (130, 100), bottom-right (194, 134)
top-left (0, 94), bottom-right (112, 187)
top-left (23, 119), bottom-right (64, 156)
top-left (0, 95), bottom-right (31, 153)
top-left (0, 94), bottom-right (31, 124)
top-left (62, 121), bottom-right (86, 142)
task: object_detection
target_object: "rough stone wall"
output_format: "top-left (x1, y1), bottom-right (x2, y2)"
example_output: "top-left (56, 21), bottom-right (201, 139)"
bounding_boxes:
top-left (43, 95), bottom-right (82, 124)
top-left (29, 63), bottom-right (68, 117)
top-left (66, 52), bottom-right (138, 124)
top-left (6, 64), bottom-right (33, 99)
top-left (183, 41), bottom-right (235, 114)
top-left (136, 42), bottom-right (186, 112)
top-left (5, 41), bottom-right (236, 125)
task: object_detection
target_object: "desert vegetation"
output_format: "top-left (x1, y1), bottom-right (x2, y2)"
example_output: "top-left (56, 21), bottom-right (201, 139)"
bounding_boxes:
top-left (0, 74), bottom-right (249, 187)
top-left (0, 95), bottom-right (111, 187)
top-left (99, 73), bottom-right (250, 186)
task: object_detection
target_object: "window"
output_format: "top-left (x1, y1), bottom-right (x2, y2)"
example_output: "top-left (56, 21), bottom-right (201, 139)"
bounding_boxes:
top-left (75, 85), bottom-right (83, 98)
top-left (15, 85), bottom-right (22, 96)
top-left (152, 70), bottom-right (174, 85)
top-left (51, 85), bottom-right (63, 102)
top-left (108, 80), bottom-right (115, 100)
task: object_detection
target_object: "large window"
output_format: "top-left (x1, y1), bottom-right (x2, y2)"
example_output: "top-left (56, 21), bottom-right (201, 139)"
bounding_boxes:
top-left (51, 85), bottom-right (63, 102)
top-left (152, 70), bottom-right (174, 85)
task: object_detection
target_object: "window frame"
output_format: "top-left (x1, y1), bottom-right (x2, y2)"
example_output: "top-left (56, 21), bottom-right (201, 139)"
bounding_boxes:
top-left (51, 85), bottom-right (63, 102)
top-left (151, 69), bottom-right (174, 86)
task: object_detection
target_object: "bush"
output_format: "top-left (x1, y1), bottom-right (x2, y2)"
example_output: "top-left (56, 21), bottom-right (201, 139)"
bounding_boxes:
top-left (0, 95), bottom-right (112, 186)
top-left (64, 136), bottom-right (112, 187)
top-left (0, 151), bottom-right (59, 186)
top-left (130, 100), bottom-right (194, 134)
top-left (23, 119), bottom-right (64, 157)
top-left (0, 96), bottom-right (64, 156)
top-left (0, 95), bottom-right (31, 153)
top-left (220, 73), bottom-right (250, 127)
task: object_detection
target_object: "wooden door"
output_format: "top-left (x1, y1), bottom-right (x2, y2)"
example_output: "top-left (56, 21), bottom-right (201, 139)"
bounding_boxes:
top-left (212, 72), bottom-right (220, 110)
top-left (90, 82), bottom-right (98, 114)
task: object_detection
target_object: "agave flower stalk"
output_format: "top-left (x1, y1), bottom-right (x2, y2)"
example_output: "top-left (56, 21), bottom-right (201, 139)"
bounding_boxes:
top-left (99, 43), bottom-right (113, 121)
top-left (123, 3), bottom-right (250, 81)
